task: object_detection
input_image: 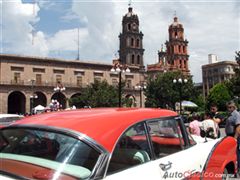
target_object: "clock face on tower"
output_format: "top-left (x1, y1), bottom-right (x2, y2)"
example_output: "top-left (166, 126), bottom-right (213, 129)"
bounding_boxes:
top-left (132, 23), bottom-right (137, 31)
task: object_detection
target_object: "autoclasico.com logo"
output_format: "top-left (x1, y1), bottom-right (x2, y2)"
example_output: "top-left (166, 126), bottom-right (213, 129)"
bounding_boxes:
top-left (162, 169), bottom-right (197, 179)
top-left (162, 170), bottom-right (232, 179)
top-left (159, 162), bottom-right (233, 179)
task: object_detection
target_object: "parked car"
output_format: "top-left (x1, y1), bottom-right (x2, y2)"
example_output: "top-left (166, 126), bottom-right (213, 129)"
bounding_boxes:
top-left (0, 108), bottom-right (237, 179)
top-left (0, 114), bottom-right (23, 126)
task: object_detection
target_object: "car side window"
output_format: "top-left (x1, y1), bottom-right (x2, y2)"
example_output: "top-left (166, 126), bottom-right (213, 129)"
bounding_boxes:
top-left (147, 119), bottom-right (184, 158)
top-left (108, 123), bottom-right (151, 174)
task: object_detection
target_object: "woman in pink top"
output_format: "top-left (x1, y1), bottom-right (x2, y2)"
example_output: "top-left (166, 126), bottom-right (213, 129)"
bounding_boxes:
top-left (189, 120), bottom-right (201, 136)
top-left (188, 114), bottom-right (201, 136)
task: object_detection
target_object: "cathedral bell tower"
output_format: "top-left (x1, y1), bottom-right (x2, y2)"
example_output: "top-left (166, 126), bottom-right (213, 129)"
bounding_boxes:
top-left (119, 6), bottom-right (145, 70)
top-left (165, 15), bottom-right (190, 74)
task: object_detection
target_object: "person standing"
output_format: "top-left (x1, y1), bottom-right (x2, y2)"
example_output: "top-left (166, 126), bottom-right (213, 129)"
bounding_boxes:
top-left (210, 104), bottom-right (224, 124)
top-left (189, 113), bottom-right (201, 136)
top-left (209, 104), bottom-right (224, 137)
top-left (225, 101), bottom-right (240, 173)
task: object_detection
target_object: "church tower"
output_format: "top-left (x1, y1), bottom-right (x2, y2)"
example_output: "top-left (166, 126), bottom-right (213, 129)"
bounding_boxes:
top-left (148, 14), bottom-right (190, 76)
top-left (119, 6), bottom-right (144, 70)
top-left (165, 15), bottom-right (190, 74)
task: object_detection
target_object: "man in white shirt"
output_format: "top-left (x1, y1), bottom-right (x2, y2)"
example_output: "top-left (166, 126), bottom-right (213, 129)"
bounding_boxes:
top-left (200, 112), bottom-right (218, 139)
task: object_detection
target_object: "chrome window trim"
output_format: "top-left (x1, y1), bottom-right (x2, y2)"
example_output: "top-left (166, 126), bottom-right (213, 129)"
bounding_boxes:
top-left (104, 115), bottom-right (181, 178)
top-left (0, 124), bottom-right (109, 179)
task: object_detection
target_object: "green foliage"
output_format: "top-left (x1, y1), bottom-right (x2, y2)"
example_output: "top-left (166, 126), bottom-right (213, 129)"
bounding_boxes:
top-left (69, 80), bottom-right (118, 108)
top-left (194, 94), bottom-right (205, 111)
top-left (144, 71), bottom-right (199, 109)
top-left (231, 51), bottom-right (240, 97)
top-left (206, 83), bottom-right (232, 111)
top-left (122, 97), bottom-right (135, 107)
top-left (236, 51), bottom-right (240, 66)
top-left (224, 51), bottom-right (240, 105)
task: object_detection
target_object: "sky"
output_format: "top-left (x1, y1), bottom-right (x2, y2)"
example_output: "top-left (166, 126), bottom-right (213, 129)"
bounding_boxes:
top-left (1, 0), bottom-right (239, 83)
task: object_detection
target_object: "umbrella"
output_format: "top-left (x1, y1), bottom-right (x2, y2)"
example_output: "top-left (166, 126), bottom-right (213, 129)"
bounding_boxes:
top-left (33, 105), bottom-right (45, 111)
top-left (181, 101), bottom-right (198, 108)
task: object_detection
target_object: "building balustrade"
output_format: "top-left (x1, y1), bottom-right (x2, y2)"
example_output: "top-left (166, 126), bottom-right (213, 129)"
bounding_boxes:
top-left (0, 80), bottom-right (138, 90)
top-left (10, 80), bottom-right (24, 85)
top-left (1, 80), bottom-right (86, 88)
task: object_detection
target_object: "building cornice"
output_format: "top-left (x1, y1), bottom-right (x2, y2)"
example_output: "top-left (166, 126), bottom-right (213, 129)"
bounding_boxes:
top-left (202, 60), bottom-right (238, 68)
top-left (0, 54), bottom-right (141, 71)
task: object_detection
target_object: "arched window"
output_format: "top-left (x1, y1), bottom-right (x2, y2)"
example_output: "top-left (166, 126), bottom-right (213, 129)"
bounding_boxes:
top-left (183, 46), bottom-right (186, 53)
top-left (131, 38), bottom-right (134, 47)
top-left (128, 23), bottom-right (131, 31)
top-left (137, 55), bottom-right (140, 64)
top-left (127, 38), bottom-right (130, 46)
top-left (136, 39), bottom-right (140, 47)
top-left (175, 32), bottom-right (178, 38)
top-left (131, 54), bottom-right (135, 64)
top-left (179, 45), bottom-right (181, 53)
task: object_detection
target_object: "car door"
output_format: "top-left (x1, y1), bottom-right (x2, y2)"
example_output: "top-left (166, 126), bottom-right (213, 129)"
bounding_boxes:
top-left (105, 122), bottom-right (164, 179)
top-left (105, 118), bottom-right (208, 180)
top-left (145, 117), bottom-right (210, 179)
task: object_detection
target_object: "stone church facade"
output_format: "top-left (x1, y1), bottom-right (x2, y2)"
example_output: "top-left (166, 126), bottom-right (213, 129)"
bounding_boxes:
top-left (147, 15), bottom-right (190, 76)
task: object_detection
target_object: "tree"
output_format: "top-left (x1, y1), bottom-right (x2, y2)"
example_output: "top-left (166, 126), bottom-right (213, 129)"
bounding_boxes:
top-left (206, 83), bottom-right (232, 111)
top-left (144, 71), bottom-right (198, 109)
top-left (232, 51), bottom-right (240, 97)
top-left (226, 51), bottom-right (240, 105)
top-left (236, 51), bottom-right (240, 66)
top-left (194, 94), bottom-right (205, 111)
top-left (69, 80), bottom-right (119, 108)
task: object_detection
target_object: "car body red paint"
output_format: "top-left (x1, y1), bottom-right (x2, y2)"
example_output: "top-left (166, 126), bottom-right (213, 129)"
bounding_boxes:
top-left (0, 108), bottom-right (237, 180)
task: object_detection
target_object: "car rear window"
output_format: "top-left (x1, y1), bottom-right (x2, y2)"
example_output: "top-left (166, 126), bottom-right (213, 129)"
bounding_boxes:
top-left (0, 128), bottom-right (100, 179)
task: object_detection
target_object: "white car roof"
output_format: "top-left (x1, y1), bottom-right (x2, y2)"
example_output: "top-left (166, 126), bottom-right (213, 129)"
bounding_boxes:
top-left (0, 114), bottom-right (22, 118)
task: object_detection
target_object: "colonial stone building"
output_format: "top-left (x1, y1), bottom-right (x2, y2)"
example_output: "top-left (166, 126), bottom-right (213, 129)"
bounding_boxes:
top-left (147, 15), bottom-right (190, 76)
top-left (0, 6), bottom-right (147, 114)
top-left (0, 54), bottom-right (145, 114)
top-left (202, 55), bottom-right (238, 98)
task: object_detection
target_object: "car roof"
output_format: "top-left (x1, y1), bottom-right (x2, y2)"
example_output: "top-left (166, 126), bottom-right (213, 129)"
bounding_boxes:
top-left (0, 114), bottom-right (22, 118)
top-left (12, 108), bottom-right (177, 152)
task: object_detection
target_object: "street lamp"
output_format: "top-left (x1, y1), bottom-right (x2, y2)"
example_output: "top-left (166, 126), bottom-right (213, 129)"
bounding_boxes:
top-left (53, 84), bottom-right (66, 92)
top-left (29, 79), bottom-right (38, 114)
top-left (173, 78), bottom-right (188, 115)
top-left (111, 62), bottom-right (130, 107)
top-left (30, 94), bottom-right (38, 114)
top-left (135, 84), bottom-right (146, 107)
top-left (53, 82), bottom-right (66, 110)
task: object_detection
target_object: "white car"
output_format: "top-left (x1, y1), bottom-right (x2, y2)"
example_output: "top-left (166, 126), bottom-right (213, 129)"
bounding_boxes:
top-left (0, 108), bottom-right (237, 179)
top-left (0, 114), bottom-right (23, 126)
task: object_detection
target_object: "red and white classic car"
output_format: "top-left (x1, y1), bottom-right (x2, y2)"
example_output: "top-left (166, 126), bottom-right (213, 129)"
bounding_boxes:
top-left (0, 108), bottom-right (237, 179)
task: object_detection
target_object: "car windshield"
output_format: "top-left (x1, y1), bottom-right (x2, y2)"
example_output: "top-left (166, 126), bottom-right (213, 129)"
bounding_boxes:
top-left (0, 128), bottom-right (100, 180)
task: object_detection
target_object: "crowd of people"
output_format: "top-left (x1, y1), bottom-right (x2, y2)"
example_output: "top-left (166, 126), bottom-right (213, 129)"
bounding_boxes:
top-left (188, 103), bottom-right (224, 139)
top-left (188, 101), bottom-right (240, 174)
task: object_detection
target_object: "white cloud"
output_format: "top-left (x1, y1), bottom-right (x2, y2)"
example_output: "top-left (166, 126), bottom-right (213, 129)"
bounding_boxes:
top-left (38, 0), bottom-right (56, 10)
top-left (2, 0), bottom-right (48, 56)
top-left (47, 28), bottom-right (89, 51)
top-left (61, 11), bottom-right (81, 22)
top-left (2, 0), bottom-right (239, 83)
top-left (70, 1), bottom-right (238, 82)
top-left (2, 0), bottom-right (89, 58)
